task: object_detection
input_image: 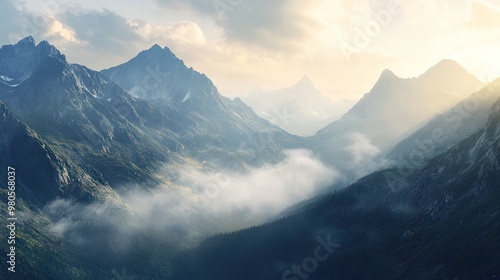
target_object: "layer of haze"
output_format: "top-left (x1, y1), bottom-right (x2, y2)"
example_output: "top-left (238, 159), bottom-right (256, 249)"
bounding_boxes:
top-left (1, 0), bottom-right (499, 113)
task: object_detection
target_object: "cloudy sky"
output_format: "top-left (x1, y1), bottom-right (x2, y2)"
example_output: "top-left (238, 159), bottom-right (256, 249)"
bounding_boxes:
top-left (1, 0), bottom-right (500, 113)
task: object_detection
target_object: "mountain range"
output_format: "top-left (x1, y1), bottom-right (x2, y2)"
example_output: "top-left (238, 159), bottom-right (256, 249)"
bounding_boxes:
top-left (0, 37), bottom-right (300, 193)
top-left (1, 36), bottom-right (499, 279)
top-left (242, 75), bottom-right (338, 136)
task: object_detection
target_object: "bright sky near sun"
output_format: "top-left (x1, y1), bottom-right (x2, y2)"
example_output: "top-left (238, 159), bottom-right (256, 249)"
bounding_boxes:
top-left (1, 0), bottom-right (500, 115)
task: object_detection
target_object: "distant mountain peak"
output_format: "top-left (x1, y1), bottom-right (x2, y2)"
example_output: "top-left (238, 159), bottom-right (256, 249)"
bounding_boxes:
top-left (38, 40), bottom-right (63, 59)
top-left (243, 75), bottom-right (337, 136)
top-left (435, 58), bottom-right (462, 68)
top-left (249, 86), bottom-right (264, 95)
top-left (380, 69), bottom-right (398, 79)
top-left (368, 69), bottom-right (400, 91)
top-left (300, 74), bottom-right (311, 82)
top-left (420, 59), bottom-right (469, 79)
top-left (416, 59), bottom-right (480, 98)
top-left (293, 74), bottom-right (315, 89)
top-left (7, 37), bottom-right (62, 58)
top-left (150, 43), bottom-right (162, 50)
top-left (17, 36), bottom-right (36, 46)
top-left (433, 59), bottom-right (466, 72)
top-left (291, 75), bottom-right (316, 91)
top-left (101, 43), bottom-right (220, 102)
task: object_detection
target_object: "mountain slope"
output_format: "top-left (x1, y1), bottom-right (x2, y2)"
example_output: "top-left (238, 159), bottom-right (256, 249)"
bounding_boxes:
top-left (243, 75), bottom-right (338, 136)
top-left (0, 99), bottom-right (123, 278)
top-left (0, 37), bottom-right (296, 279)
top-left (0, 37), bottom-right (306, 279)
top-left (0, 36), bottom-right (57, 83)
top-left (0, 100), bottom-right (116, 206)
top-left (309, 60), bottom-right (481, 181)
top-left (0, 38), bottom-right (187, 188)
top-left (172, 97), bottom-right (500, 280)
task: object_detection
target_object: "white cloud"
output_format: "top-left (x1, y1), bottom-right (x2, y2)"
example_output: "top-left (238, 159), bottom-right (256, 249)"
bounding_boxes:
top-left (130, 20), bottom-right (206, 48)
top-left (45, 16), bottom-right (83, 44)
